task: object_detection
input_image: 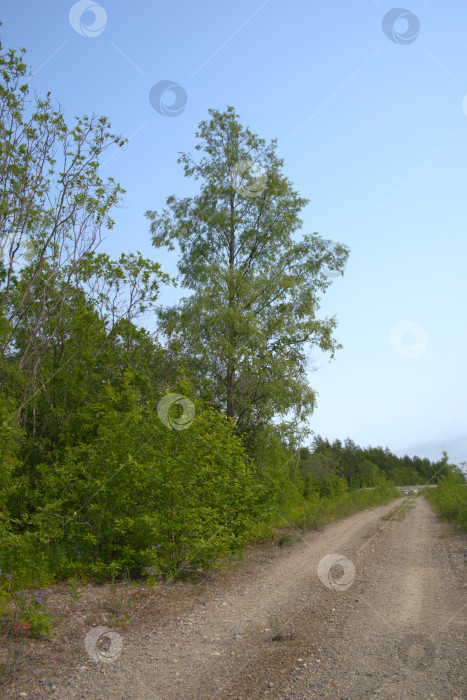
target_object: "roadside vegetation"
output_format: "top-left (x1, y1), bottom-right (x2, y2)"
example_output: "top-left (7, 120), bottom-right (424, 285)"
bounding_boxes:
top-left (423, 474), bottom-right (467, 532)
top-left (264, 474), bottom-right (399, 536)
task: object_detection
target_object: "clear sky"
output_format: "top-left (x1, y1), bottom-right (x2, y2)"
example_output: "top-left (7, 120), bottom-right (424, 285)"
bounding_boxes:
top-left (2, 1), bottom-right (466, 466)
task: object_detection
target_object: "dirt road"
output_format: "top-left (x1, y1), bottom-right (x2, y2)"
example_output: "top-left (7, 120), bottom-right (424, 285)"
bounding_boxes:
top-left (16, 497), bottom-right (467, 699)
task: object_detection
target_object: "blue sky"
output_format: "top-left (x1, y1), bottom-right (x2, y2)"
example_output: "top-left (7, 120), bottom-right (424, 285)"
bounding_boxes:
top-left (2, 1), bottom-right (466, 466)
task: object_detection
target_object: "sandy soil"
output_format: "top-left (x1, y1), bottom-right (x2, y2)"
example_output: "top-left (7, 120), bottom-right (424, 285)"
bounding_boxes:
top-left (2, 496), bottom-right (466, 699)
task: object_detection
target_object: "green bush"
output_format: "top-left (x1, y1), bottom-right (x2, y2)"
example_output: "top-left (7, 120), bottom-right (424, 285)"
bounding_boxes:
top-left (424, 476), bottom-right (467, 532)
top-left (3, 373), bottom-right (264, 581)
top-left (313, 474), bottom-right (348, 499)
top-left (244, 426), bottom-right (303, 515)
top-left (0, 396), bottom-right (23, 534)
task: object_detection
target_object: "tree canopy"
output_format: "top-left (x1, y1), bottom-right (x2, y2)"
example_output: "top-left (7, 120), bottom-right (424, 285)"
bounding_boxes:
top-left (146, 106), bottom-right (349, 446)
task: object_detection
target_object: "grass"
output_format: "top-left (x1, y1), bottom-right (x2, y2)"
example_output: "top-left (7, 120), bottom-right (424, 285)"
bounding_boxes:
top-left (380, 499), bottom-right (415, 521)
top-left (268, 614), bottom-right (294, 641)
top-left (422, 478), bottom-right (467, 532)
top-left (274, 532), bottom-right (296, 547)
top-left (268, 481), bottom-right (400, 535)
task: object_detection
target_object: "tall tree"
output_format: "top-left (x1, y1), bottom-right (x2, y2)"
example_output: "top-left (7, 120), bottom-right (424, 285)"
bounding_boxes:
top-left (146, 106), bottom-right (349, 444)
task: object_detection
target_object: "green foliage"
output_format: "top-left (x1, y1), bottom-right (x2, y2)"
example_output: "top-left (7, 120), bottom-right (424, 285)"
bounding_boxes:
top-left (373, 472), bottom-right (397, 496)
top-left (313, 474), bottom-right (348, 499)
top-left (299, 435), bottom-right (457, 489)
top-left (146, 106), bottom-right (349, 440)
top-left (0, 395), bottom-right (23, 541)
top-left (424, 476), bottom-right (467, 532)
top-left (11, 588), bottom-right (53, 638)
top-left (0, 569), bottom-right (13, 617)
top-left (5, 372), bottom-right (263, 580)
top-left (0, 36), bottom-right (127, 419)
top-left (66, 579), bottom-right (82, 603)
top-left (359, 459), bottom-right (379, 488)
top-left (268, 614), bottom-right (287, 640)
top-left (246, 425), bottom-right (303, 515)
top-left (276, 479), bottom-right (399, 532)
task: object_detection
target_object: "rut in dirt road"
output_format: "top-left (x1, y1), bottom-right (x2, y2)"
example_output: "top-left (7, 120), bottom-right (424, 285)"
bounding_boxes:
top-left (48, 497), bottom-right (466, 699)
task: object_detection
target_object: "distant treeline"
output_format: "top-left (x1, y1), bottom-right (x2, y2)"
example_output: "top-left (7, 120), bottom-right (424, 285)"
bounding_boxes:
top-left (299, 436), bottom-right (466, 496)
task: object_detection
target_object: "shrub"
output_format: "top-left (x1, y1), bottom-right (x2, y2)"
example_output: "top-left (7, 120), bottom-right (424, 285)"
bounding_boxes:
top-left (424, 476), bottom-right (467, 532)
top-left (6, 373), bottom-right (264, 580)
top-left (314, 474), bottom-right (349, 499)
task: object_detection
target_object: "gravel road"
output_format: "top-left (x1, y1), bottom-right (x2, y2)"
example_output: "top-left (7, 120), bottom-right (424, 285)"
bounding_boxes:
top-left (24, 496), bottom-right (467, 699)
